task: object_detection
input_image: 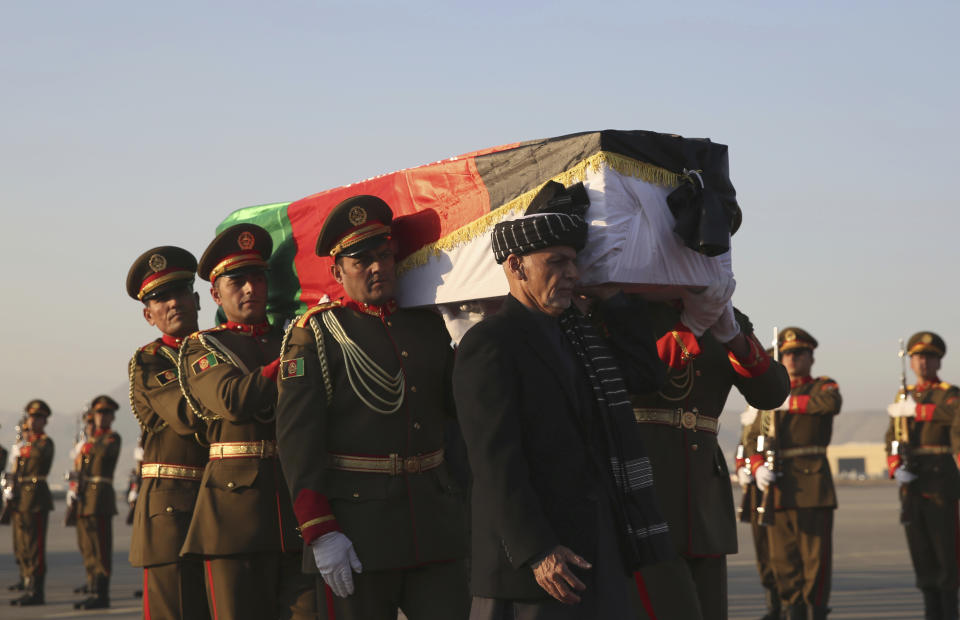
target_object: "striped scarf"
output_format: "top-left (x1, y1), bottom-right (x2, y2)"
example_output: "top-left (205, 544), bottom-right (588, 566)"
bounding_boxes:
top-left (559, 310), bottom-right (674, 568)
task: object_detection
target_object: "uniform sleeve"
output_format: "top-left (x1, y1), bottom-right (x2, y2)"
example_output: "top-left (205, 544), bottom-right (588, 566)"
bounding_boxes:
top-left (593, 293), bottom-right (666, 394)
top-left (884, 404), bottom-right (901, 477)
top-left (180, 335), bottom-right (277, 422)
top-left (744, 412), bottom-right (767, 474)
top-left (132, 351), bottom-right (203, 435)
top-left (944, 389), bottom-right (960, 470)
top-left (453, 326), bottom-right (558, 569)
top-left (275, 324), bottom-right (340, 545)
top-left (786, 379), bottom-right (842, 416)
top-left (734, 356), bottom-right (790, 411)
top-left (39, 439), bottom-right (54, 476)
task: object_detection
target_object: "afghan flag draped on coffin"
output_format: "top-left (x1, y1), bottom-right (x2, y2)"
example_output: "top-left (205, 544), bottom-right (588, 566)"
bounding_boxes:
top-left (217, 130), bottom-right (742, 323)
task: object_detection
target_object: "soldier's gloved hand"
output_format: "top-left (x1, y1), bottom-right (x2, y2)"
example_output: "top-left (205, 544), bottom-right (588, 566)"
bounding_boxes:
top-left (737, 466), bottom-right (754, 486)
top-left (66, 488), bottom-right (77, 505)
top-left (2, 485), bottom-right (13, 502)
top-left (9, 443), bottom-right (20, 460)
top-left (127, 488), bottom-right (139, 504)
top-left (893, 466), bottom-right (917, 485)
top-left (886, 396), bottom-right (917, 418)
top-left (311, 531), bottom-right (363, 598)
top-left (679, 275), bottom-right (736, 337)
top-left (261, 358), bottom-right (281, 380)
top-left (778, 394), bottom-right (792, 411)
top-left (755, 466), bottom-right (777, 492)
top-left (133, 446), bottom-right (145, 462)
top-left (709, 302), bottom-right (741, 343)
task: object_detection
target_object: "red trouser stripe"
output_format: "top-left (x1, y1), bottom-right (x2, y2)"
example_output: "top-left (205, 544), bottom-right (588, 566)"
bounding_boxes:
top-left (324, 583), bottom-right (336, 619)
top-left (143, 568), bottom-right (151, 620)
top-left (633, 571), bottom-right (658, 619)
top-left (205, 560), bottom-right (219, 620)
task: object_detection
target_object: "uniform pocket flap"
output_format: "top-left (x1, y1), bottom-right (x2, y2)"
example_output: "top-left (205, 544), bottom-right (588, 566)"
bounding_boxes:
top-left (789, 456), bottom-right (825, 475)
top-left (205, 461), bottom-right (261, 492)
top-left (147, 490), bottom-right (198, 517)
top-left (323, 471), bottom-right (394, 502)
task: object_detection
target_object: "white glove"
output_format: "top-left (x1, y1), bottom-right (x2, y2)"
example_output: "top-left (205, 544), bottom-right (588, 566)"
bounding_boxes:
top-left (893, 466), bottom-right (918, 485)
top-left (311, 531), bottom-right (363, 598)
top-left (755, 466), bottom-right (777, 492)
top-left (127, 488), bottom-right (139, 504)
top-left (887, 396), bottom-right (917, 418)
top-left (679, 275), bottom-right (737, 337)
top-left (737, 466), bottom-right (754, 486)
top-left (709, 302), bottom-right (741, 343)
top-left (66, 489), bottom-right (78, 505)
top-left (10, 443), bottom-right (20, 460)
top-left (779, 394), bottom-right (792, 411)
top-left (2, 485), bottom-right (13, 502)
top-left (133, 446), bottom-right (145, 462)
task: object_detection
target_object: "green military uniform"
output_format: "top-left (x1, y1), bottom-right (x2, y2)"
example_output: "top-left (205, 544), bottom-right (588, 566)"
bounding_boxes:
top-left (885, 331), bottom-right (960, 619)
top-left (74, 395), bottom-right (122, 609)
top-left (745, 327), bottom-right (841, 619)
top-left (735, 407), bottom-right (780, 619)
top-left (275, 195), bottom-right (469, 620)
top-left (179, 224), bottom-right (314, 620)
top-left (9, 400), bottom-right (54, 606)
top-left (126, 244), bottom-right (210, 619)
top-left (629, 302), bottom-right (789, 620)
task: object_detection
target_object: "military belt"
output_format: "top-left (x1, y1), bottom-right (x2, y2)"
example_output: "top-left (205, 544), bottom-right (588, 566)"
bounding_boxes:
top-left (329, 449), bottom-right (444, 476)
top-left (86, 476), bottom-right (113, 484)
top-left (780, 446), bottom-right (827, 458)
top-left (209, 440), bottom-right (278, 460)
top-left (141, 463), bottom-right (204, 481)
top-left (632, 408), bottom-right (719, 434)
top-left (912, 445), bottom-right (952, 456)
top-left (15, 475), bottom-right (46, 483)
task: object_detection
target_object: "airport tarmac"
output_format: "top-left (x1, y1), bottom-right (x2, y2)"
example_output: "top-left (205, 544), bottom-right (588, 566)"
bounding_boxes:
top-left (0, 483), bottom-right (928, 619)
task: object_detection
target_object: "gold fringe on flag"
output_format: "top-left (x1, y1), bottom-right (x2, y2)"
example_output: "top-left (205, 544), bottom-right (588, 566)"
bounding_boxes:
top-left (397, 151), bottom-right (680, 274)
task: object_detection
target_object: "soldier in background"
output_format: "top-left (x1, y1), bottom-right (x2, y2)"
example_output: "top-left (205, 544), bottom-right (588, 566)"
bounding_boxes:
top-left (6, 400), bottom-right (54, 606)
top-left (3, 416), bottom-right (27, 593)
top-left (68, 410), bottom-right (95, 596)
top-left (126, 245), bottom-right (209, 618)
top-left (746, 328), bottom-right (841, 620)
top-left (629, 290), bottom-right (789, 620)
top-left (179, 224), bottom-right (314, 619)
top-left (73, 395), bottom-right (122, 610)
top-left (886, 331), bottom-right (960, 620)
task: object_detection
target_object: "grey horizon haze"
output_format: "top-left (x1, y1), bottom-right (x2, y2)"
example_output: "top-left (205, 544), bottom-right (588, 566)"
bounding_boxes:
top-left (2, 1), bottom-right (958, 447)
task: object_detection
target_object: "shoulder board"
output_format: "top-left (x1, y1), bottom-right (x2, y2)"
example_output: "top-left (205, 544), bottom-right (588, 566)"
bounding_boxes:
top-left (186, 325), bottom-right (228, 341)
top-left (139, 341), bottom-right (161, 355)
top-left (295, 301), bottom-right (342, 328)
top-left (907, 384), bottom-right (915, 391)
top-left (817, 376), bottom-right (837, 384)
top-left (940, 382), bottom-right (953, 390)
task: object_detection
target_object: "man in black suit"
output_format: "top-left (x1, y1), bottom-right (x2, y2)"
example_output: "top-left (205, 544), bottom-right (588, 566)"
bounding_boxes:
top-left (453, 181), bottom-right (674, 620)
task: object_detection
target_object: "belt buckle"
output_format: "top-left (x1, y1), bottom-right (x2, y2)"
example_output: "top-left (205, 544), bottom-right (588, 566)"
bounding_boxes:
top-left (259, 440), bottom-right (267, 458)
top-left (680, 411), bottom-right (698, 430)
top-left (388, 453), bottom-right (400, 476)
top-left (404, 456), bottom-right (420, 474)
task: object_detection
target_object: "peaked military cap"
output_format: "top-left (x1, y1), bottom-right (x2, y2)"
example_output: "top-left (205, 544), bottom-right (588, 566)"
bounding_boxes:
top-left (24, 399), bottom-right (51, 417)
top-left (778, 327), bottom-right (818, 353)
top-left (198, 224), bottom-right (272, 283)
top-left (907, 331), bottom-right (946, 358)
top-left (316, 195), bottom-right (393, 258)
top-left (491, 181), bottom-right (590, 264)
top-left (89, 395), bottom-right (119, 413)
top-left (126, 246), bottom-right (198, 301)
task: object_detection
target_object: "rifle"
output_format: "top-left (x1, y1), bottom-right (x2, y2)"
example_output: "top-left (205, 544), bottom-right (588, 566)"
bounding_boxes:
top-left (736, 443), bottom-right (752, 523)
top-left (64, 411), bottom-right (86, 527)
top-left (0, 422), bottom-right (24, 525)
top-left (756, 327), bottom-right (780, 527)
top-left (893, 337), bottom-right (916, 525)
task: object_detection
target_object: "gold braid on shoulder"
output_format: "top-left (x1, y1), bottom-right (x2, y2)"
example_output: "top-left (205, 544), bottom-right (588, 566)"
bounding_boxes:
top-left (176, 333), bottom-right (222, 422)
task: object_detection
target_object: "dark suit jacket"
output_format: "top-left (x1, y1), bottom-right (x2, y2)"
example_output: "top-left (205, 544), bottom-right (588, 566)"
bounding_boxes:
top-left (453, 294), bottom-right (664, 600)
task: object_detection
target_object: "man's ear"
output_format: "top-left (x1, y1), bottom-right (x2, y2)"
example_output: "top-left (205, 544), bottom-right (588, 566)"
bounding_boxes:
top-left (331, 261), bottom-right (343, 284)
top-left (210, 283), bottom-right (221, 306)
top-left (142, 304), bottom-right (157, 327)
top-left (194, 291), bottom-right (201, 312)
top-left (506, 255), bottom-right (524, 280)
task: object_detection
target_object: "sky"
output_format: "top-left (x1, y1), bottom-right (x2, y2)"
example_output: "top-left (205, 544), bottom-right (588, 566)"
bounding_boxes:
top-left (1, 0), bottom-right (958, 463)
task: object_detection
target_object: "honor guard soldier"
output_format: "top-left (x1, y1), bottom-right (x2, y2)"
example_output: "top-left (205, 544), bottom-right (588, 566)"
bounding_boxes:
top-left (73, 395), bottom-right (122, 610)
top-left (745, 328), bottom-right (841, 620)
top-left (629, 292), bottom-right (789, 620)
top-left (67, 410), bottom-right (95, 596)
top-left (126, 245), bottom-right (210, 619)
top-left (179, 224), bottom-right (314, 620)
top-left (276, 195), bottom-right (470, 619)
top-left (885, 331), bottom-right (960, 620)
top-left (6, 400), bottom-right (54, 606)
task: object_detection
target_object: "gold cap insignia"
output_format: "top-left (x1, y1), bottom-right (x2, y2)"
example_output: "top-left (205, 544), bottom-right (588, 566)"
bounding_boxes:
top-left (348, 206), bottom-right (368, 226)
top-left (784, 330), bottom-right (796, 341)
top-left (923, 333), bottom-right (933, 344)
top-left (147, 253), bottom-right (167, 272)
top-left (237, 231), bottom-right (256, 251)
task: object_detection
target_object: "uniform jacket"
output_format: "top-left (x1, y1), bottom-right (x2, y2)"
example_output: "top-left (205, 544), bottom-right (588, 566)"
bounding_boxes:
top-left (78, 429), bottom-right (121, 516)
top-left (746, 375), bottom-right (842, 510)
top-left (128, 338), bottom-right (209, 567)
top-left (453, 294), bottom-right (667, 600)
top-left (13, 434), bottom-right (54, 513)
top-left (178, 323), bottom-right (300, 556)
top-left (276, 300), bottom-right (468, 573)
top-left (884, 379), bottom-right (960, 500)
top-left (629, 302), bottom-right (790, 557)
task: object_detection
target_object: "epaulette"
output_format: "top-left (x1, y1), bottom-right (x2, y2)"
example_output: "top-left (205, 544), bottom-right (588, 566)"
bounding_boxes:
top-left (817, 376), bottom-right (836, 384)
top-left (295, 300), bottom-right (342, 328)
top-left (186, 325), bottom-right (229, 341)
top-left (907, 384), bottom-right (915, 391)
top-left (139, 341), bottom-right (161, 355)
top-left (940, 382), bottom-right (953, 390)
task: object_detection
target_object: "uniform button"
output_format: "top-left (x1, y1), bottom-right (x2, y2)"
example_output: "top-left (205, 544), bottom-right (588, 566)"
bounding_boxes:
top-left (696, 370), bottom-right (702, 377)
top-left (691, 444), bottom-right (699, 451)
top-left (352, 492), bottom-right (360, 498)
top-left (410, 385), bottom-right (417, 393)
top-left (387, 321), bottom-right (393, 327)
top-left (413, 422), bottom-right (421, 430)
top-left (401, 350), bottom-right (409, 358)
top-left (226, 482), bottom-right (235, 489)
top-left (165, 506), bottom-right (174, 513)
